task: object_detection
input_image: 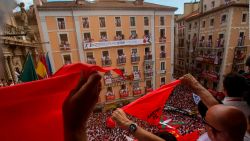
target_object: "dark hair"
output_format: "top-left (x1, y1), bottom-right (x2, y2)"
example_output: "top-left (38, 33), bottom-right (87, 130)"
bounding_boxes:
top-left (155, 132), bottom-right (177, 141)
top-left (198, 99), bottom-right (223, 118)
top-left (223, 73), bottom-right (248, 97)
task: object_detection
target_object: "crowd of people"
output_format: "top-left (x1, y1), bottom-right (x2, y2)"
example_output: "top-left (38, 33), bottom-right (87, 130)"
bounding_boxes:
top-left (85, 84), bottom-right (206, 140)
top-left (86, 111), bottom-right (158, 141)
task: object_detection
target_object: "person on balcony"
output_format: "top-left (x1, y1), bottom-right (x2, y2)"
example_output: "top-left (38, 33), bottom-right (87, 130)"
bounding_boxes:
top-left (122, 53), bottom-right (126, 63)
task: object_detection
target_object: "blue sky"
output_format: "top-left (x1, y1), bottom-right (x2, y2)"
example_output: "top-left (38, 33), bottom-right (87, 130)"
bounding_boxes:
top-left (17, 0), bottom-right (199, 14)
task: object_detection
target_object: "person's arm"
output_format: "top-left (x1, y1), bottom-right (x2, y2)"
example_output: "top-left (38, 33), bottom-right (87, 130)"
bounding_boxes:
top-left (112, 108), bottom-right (164, 141)
top-left (180, 74), bottom-right (219, 108)
top-left (63, 72), bottom-right (102, 141)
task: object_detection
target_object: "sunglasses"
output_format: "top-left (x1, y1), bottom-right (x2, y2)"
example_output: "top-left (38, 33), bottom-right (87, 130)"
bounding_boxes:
top-left (202, 117), bottom-right (222, 133)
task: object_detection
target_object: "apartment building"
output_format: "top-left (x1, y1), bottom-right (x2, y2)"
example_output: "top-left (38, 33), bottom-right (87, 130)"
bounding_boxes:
top-left (35, 0), bottom-right (177, 109)
top-left (175, 0), bottom-right (250, 93)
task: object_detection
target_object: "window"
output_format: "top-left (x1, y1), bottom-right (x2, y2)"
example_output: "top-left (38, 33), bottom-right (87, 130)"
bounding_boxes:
top-left (86, 52), bottom-right (94, 58)
top-left (210, 18), bottom-right (214, 26)
top-left (133, 66), bottom-right (139, 72)
top-left (242, 13), bottom-right (247, 23)
top-left (189, 23), bottom-right (192, 30)
top-left (133, 81), bottom-right (140, 89)
top-left (221, 14), bottom-right (227, 24)
top-left (160, 29), bottom-right (165, 38)
top-left (160, 16), bottom-right (165, 26)
top-left (211, 1), bottom-right (215, 8)
top-left (83, 33), bottom-right (91, 42)
top-left (160, 62), bottom-right (165, 71)
top-left (204, 5), bottom-right (207, 11)
top-left (161, 77), bottom-right (166, 85)
top-left (115, 17), bottom-right (121, 27)
top-left (144, 17), bottom-right (149, 26)
top-left (57, 18), bottom-right (65, 29)
top-left (63, 54), bottom-right (72, 65)
top-left (99, 17), bottom-right (106, 28)
top-left (202, 20), bottom-right (206, 28)
top-left (145, 47), bottom-right (150, 54)
top-left (115, 31), bottom-right (124, 40)
top-left (117, 49), bottom-right (124, 56)
top-left (194, 22), bottom-right (197, 28)
top-left (146, 80), bottom-right (152, 88)
top-left (130, 30), bottom-right (137, 39)
top-left (132, 48), bottom-right (138, 54)
top-left (144, 30), bottom-right (149, 36)
top-left (59, 33), bottom-right (69, 46)
top-left (100, 31), bottom-right (107, 41)
top-left (106, 87), bottom-right (114, 96)
top-left (130, 17), bottom-right (136, 27)
top-left (82, 17), bottom-right (89, 28)
top-left (102, 51), bottom-right (109, 57)
top-left (160, 46), bottom-right (165, 52)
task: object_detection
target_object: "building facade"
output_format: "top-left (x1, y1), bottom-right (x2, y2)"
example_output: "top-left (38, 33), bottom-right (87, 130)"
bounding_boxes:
top-left (175, 0), bottom-right (250, 93)
top-left (35, 0), bottom-right (177, 109)
top-left (0, 4), bottom-right (41, 83)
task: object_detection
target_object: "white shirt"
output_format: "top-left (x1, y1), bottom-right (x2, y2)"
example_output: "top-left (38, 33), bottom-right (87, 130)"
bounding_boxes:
top-left (197, 132), bottom-right (211, 141)
top-left (222, 97), bottom-right (250, 119)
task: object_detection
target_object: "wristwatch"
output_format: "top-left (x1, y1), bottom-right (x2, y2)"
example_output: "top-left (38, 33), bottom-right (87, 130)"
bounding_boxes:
top-left (128, 123), bottom-right (137, 133)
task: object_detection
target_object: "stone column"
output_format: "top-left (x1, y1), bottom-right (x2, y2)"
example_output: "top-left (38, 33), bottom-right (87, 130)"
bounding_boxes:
top-left (9, 56), bottom-right (17, 82)
top-left (4, 56), bottom-right (13, 81)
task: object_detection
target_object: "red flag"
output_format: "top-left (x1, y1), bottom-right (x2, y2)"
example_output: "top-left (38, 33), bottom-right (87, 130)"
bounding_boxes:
top-left (122, 80), bottom-right (180, 125)
top-left (106, 117), bottom-right (116, 128)
top-left (0, 63), bottom-right (122, 141)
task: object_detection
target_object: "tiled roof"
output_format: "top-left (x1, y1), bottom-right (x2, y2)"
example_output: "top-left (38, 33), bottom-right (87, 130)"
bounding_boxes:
top-left (37, 1), bottom-right (177, 11)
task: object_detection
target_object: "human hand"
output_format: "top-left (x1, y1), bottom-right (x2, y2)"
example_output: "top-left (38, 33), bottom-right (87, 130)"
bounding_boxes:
top-left (63, 72), bottom-right (102, 133)
top-left (179, 74), bottom-right (200, 90)
top-left (111, 108), bottom-right (133, 129)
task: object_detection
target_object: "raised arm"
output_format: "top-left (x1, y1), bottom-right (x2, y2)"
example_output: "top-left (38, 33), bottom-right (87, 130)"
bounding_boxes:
top-left (180, 74), bottom-right (219, 108)
top-left (112, 108), bottom-right (164, 141)
top-left (63, 72), bottom-right (102, 141)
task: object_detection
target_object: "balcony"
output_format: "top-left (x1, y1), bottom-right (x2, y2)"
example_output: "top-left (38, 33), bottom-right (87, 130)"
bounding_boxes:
top-left (102, 58), bottom-right (112, 66)
top-left (159, 37), bottom-right (166, 43)
top-left (232, 46), bottom-right (247, 72)
top-left (114, 35), bottom-right (124, 41)
top-left (106, 95), bottom-right (115, 101)
top-left (144, 70), bottom-right (153, 79)
top-left (133, 88), bottom-right (142, 96)
top-left (117, 56), bottom-right (126, 65)
top-left (59, 43), bottom-right (70, 50)
top-left (237, 37), bottom-right (245, 47)
top-left (120, 89), bottom-right (129, 98)
top-left (201, 71), bottom-right (219, 82)
top-left (131, 56), bottom-right (140, 63)
top-left (199, 40), bottom-right (206, 47)
top-left (215, 39), bottom-right (225, 48)
top-left (129, 34), bottom-right (138, 40)
top-left (143, 35), bottom-right (151, 44)
top-left (144, 54), bottom-right (152, 60)
top-left (103, 74), bottom-right (113, 85)
top-left (160, 52), bottom-right (166, 59)
top-left (86, 57), bottom-right (96, 65)
top-left (145, 87), bottom-right (153, 93)
top-left (133, 71), bottom-right (141, 81)
top-left (160, 70), bottom-right (166, 74)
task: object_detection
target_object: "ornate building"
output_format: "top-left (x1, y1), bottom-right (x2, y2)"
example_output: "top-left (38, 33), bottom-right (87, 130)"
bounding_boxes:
top-left (0, 3), bottom-right (42, 83)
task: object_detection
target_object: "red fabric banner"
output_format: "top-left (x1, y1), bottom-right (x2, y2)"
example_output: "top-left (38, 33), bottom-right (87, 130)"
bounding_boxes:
top-left (122, 80), bottom-right (180, 125)
top-left (0, 63), bottom-right (122, 141)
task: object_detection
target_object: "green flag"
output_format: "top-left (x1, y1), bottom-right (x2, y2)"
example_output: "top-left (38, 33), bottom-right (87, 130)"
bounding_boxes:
top-left (20, 53), bottom-right (38, 82)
